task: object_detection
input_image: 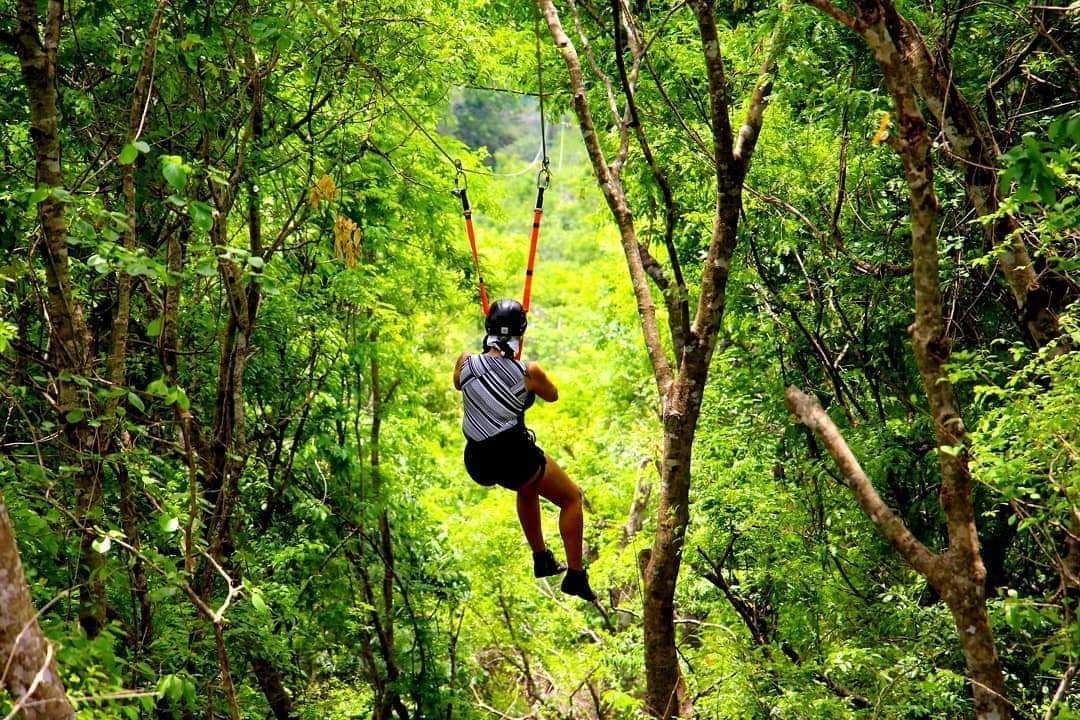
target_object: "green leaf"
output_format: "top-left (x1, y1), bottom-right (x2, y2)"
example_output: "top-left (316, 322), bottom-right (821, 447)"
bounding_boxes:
top-left (134, 140), bottom-right (151, 153)
top-left (127, 392), bottom-right (146, 413)
top-left (146, 317), bottom-right (162, 338)
top-left (247, 255), bottom-right (265, 270)
top-left (146, 378), bottom-right (169, 397)
top-left (182, 679), bottom-right (196, 708)
top-left (1036, 175), bottom-right (1057, 205)
top-left (188, 201), bottom-right (214, 232)
top-left (250, 589), bottom-right (268, 613)
top-left (161, 156), bottom-right (188, 192)
top-left (173, 388), bottom-right (191, 411)
top-left (91, 536), bottom-right (112, 554)
top-left (119, 143), bottom-right (139, 165)
top-left (1067, 114), bottom-right (1080, 145)
top-left (195, 257), bottom-right (218, 277)
top-left (158, 675), bottom-right (183, 702)
top-left (65, 409), bottom-right (84, 423)
top-left (159, 516), bottom-right (180, 534)
top-left (87, 254), bottom-right (110, 275)
top-left (27, 186), bottom-right (50, 208)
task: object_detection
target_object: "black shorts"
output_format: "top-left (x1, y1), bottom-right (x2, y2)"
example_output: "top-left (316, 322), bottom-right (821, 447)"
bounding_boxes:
top-left (464, 429), bottom-right (547, 491)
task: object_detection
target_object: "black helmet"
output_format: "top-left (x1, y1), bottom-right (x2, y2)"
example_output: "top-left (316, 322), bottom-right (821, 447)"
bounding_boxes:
top-left (485, 299), bottom-right (528, 337)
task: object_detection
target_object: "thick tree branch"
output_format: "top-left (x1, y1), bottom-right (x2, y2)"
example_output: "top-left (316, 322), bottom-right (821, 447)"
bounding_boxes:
top-left (107, 0), bottom-right (169, 407)
top-left (613, 0), bottom-right (690, 355)
top-left (733, 22), bottom-right (783, 171)
top-left (803, 0), bottom-right (860, 31)
top-left (898, 16), bottom-right (1040, 311)
top-left (785, 386), bottom-right (939, 578)
top-left (687, 1), bottom-right (734, 167)
top-left (538, 0), bottom-right (674, 395)
top-left (639, 243), bottom-right (690, 356)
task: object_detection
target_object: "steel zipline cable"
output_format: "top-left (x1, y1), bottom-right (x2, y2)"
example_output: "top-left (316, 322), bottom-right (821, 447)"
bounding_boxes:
top-left (304, 0), bottom-right (552, 336)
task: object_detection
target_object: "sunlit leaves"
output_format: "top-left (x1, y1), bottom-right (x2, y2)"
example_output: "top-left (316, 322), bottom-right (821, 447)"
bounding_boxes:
top-left (91, 536), bottom-right (112, 554)
top-left (118, 143), bottom-right (139, 165)
top-left (871, 111), bottom-right (891, 146)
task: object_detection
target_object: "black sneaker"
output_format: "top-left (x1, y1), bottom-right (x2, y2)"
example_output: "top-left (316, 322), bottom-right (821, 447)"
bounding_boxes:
top-left (533, 549), bottom-right (566, 578)
top-left (561, 568), bottom-right (597, 602)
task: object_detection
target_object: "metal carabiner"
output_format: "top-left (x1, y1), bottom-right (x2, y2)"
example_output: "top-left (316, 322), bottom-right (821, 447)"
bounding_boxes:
top-left (452, 161), bottom-right (468, 197)
top-left (536, 161), bottom-right (551, 190)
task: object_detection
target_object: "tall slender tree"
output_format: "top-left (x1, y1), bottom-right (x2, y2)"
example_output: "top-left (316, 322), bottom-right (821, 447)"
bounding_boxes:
top-left (789, 0), bottom-right (1011, 716)
top-left (539, 0), bottom-right (779, 715)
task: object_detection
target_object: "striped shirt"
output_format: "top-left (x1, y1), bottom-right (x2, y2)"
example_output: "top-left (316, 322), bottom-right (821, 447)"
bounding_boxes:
top-left (459, 354), bottom-right (530, 441)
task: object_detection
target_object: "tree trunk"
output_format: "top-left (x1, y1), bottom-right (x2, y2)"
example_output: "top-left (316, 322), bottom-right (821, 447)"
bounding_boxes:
top-left (894, 20), bottom-right (1061, 340)
top-left (118, 460), bottom-right (153, 650)
top-left (795, 5), bottom-right (1011, 715)
top-left (643, 414), bottom-right (695, 717)
top-left (539, 1), bottom-right (776, 715)
top-left (14, 0), bottom-right (107, 637)
top-left (196, 42), bottom-right (265, 598)
top-left (250, 655), bottom-right (296, 720)
top-left (0, 495), bottom-right (76, 720)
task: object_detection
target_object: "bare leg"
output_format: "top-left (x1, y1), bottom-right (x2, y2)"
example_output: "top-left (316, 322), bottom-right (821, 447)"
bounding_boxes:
top-left (516, 483), bottom-right (546, 554)
top-left (529, 457), bottom-right (584, 570)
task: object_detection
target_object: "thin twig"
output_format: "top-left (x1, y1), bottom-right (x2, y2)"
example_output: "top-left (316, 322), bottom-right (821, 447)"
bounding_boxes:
top-left (1, 644), bottom-right (54, 720)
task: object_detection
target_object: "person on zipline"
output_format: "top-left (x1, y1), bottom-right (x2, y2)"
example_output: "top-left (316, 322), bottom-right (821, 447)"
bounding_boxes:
top-left (453, 299), bottom-right (596, 601)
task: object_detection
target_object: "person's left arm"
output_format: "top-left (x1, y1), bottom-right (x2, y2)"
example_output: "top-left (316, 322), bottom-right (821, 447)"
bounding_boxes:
top-left (453, 353), bottom-right (469, 390)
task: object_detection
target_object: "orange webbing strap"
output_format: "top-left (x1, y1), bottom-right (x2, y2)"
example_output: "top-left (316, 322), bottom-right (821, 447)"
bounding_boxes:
top-left (521, 167), bottom-right (550, 313)
top-left (517, 167), bottom-right (551, 360)
top-left (521, 197), bottom-right (543, 313)
top-left (455, 178), bottom-right (489, 316)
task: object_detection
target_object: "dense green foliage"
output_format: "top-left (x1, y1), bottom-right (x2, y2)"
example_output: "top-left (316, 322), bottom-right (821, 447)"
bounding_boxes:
top-left (1, 0), bottom-right (1077, 718)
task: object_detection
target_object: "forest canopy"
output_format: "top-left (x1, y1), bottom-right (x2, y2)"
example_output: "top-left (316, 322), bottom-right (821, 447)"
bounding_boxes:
top-left (1, 0), bottom-right (1078, 718)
